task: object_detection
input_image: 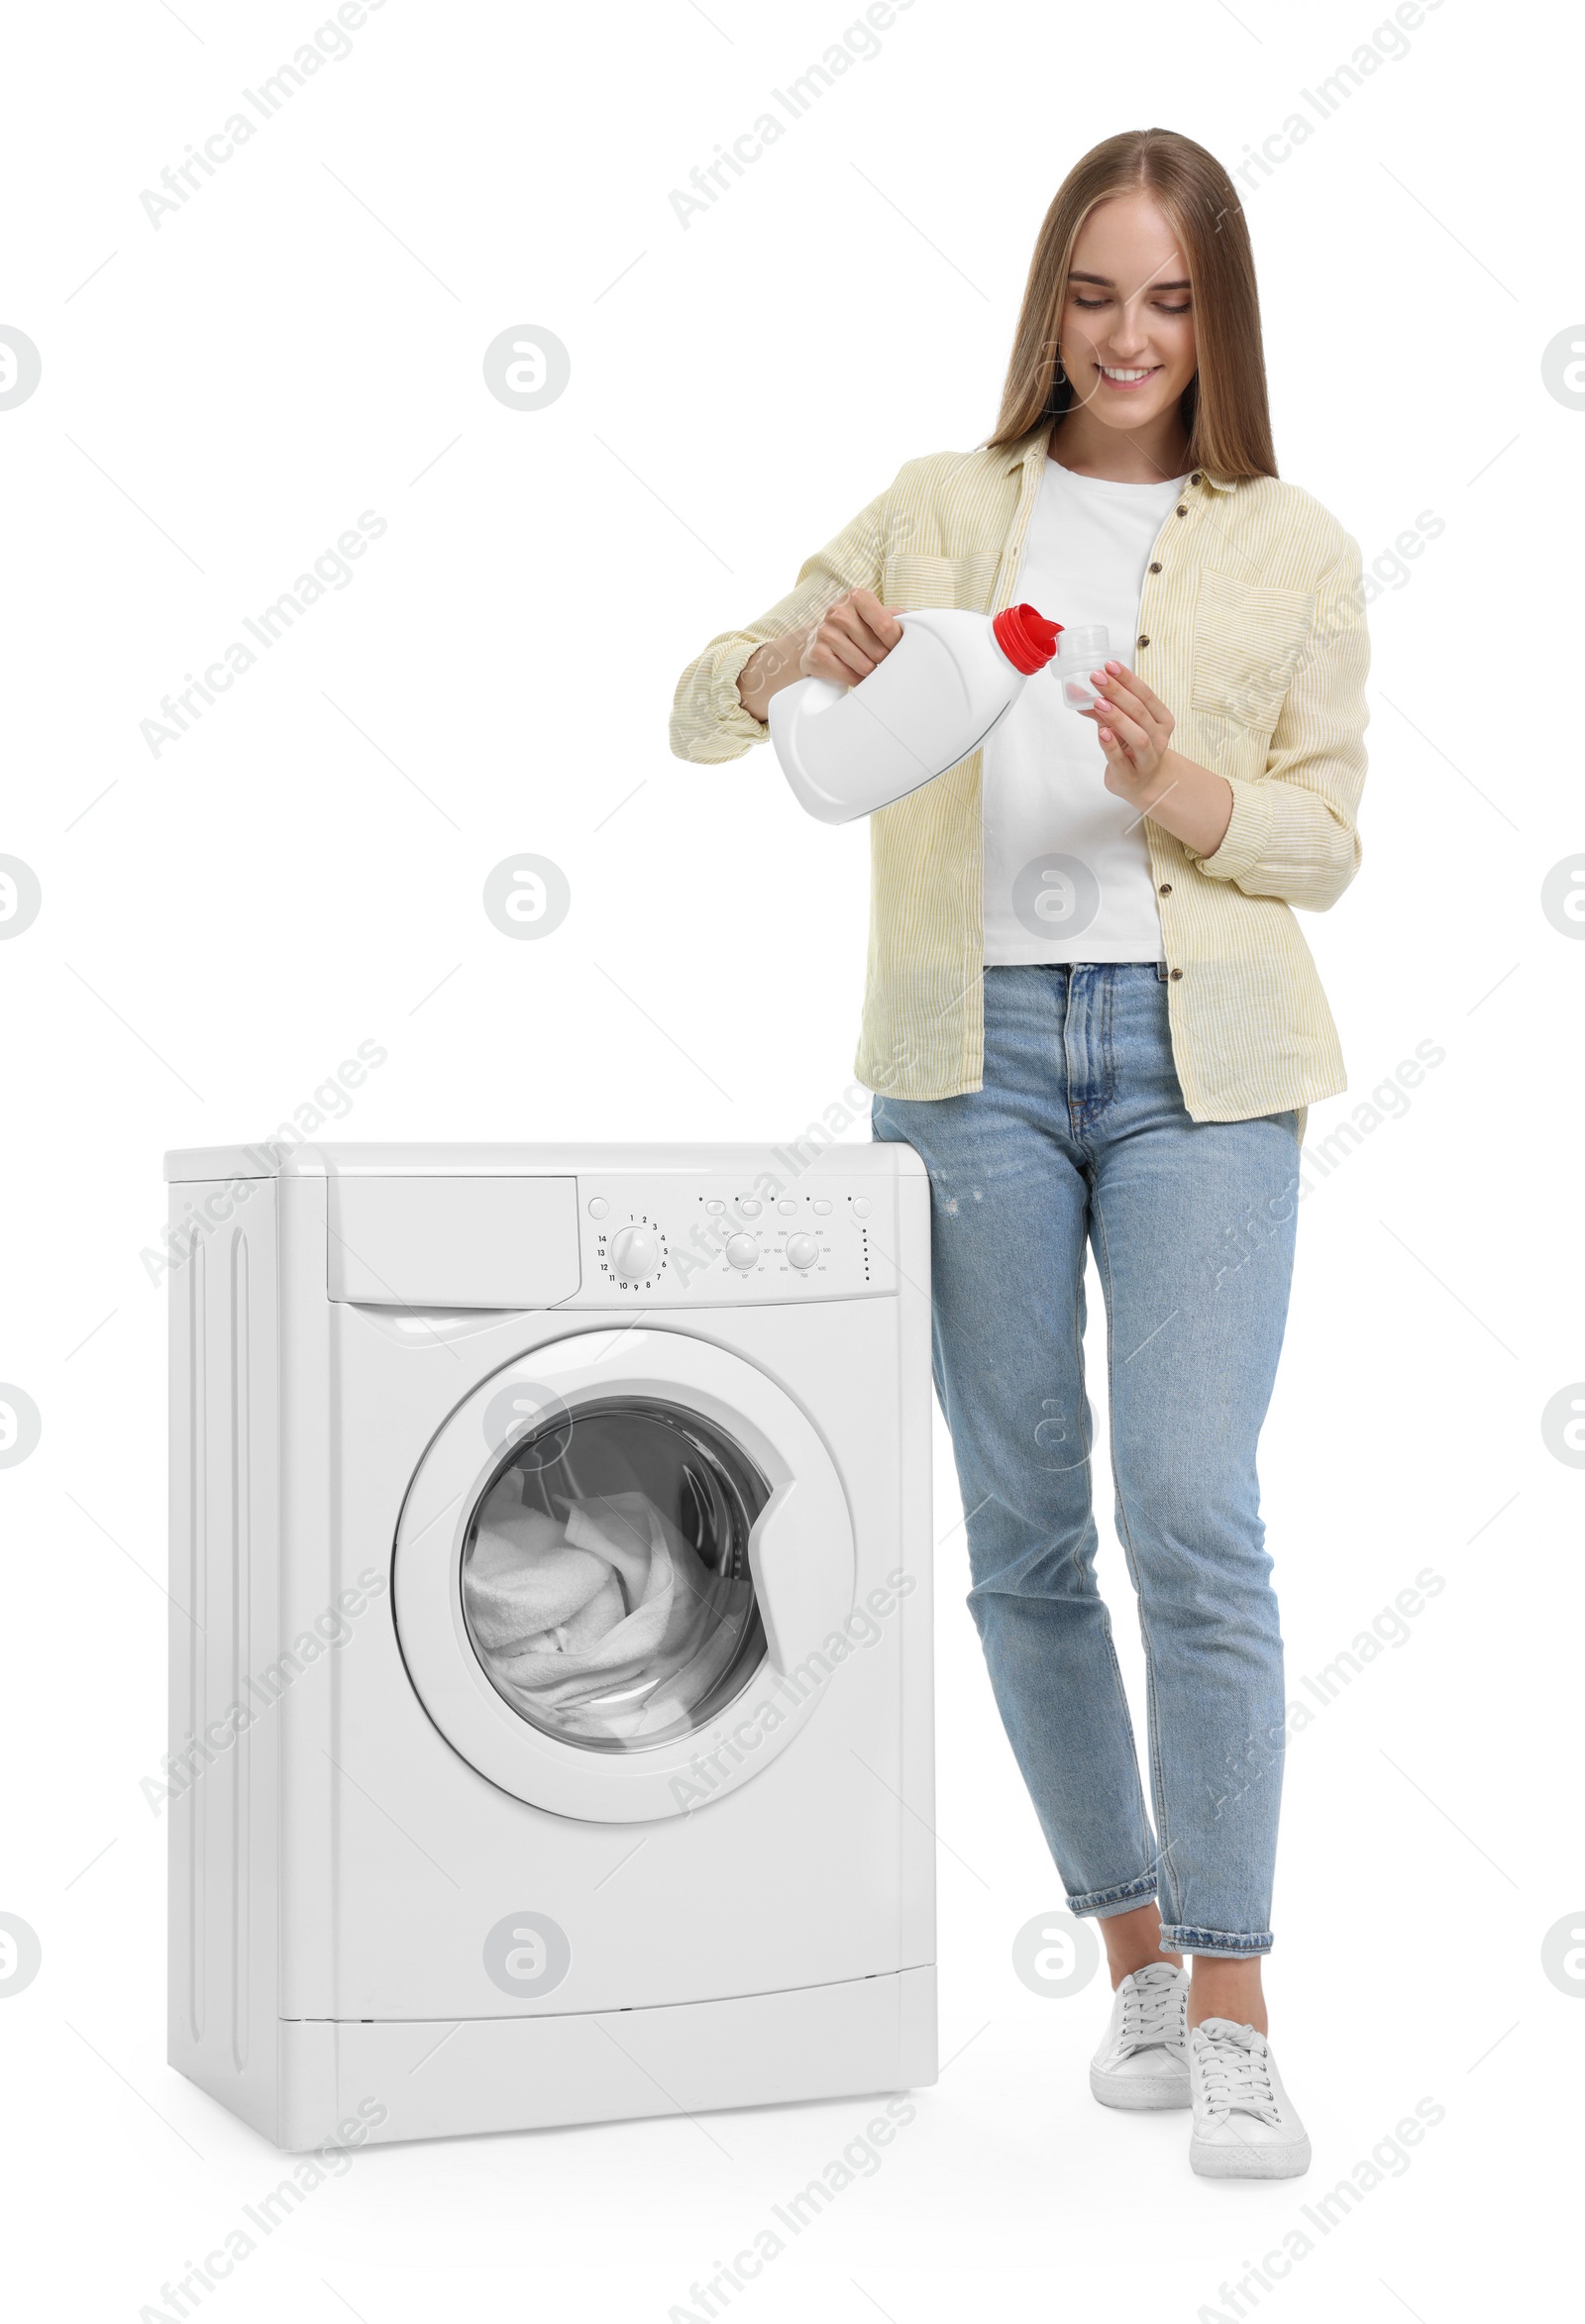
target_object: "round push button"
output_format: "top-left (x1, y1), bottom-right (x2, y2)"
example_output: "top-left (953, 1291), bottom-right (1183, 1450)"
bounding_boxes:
top-left (587, 1197), bottom-right (608, 1219)
top-left (853, 1197), bottom-right (872, 1219)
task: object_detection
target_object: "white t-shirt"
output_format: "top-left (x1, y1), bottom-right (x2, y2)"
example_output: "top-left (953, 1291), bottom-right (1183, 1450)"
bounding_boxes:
top-left (982, 459), bottom-right (1188, 964)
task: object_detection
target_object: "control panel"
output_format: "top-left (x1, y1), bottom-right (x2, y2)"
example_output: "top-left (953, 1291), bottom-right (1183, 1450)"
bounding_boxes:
top-left (571, 1172), bottom-right (894, 1306)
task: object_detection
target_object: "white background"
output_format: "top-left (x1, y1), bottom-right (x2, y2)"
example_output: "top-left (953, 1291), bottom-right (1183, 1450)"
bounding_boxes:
top-left (1, 0), bottom-right (1580, 2315)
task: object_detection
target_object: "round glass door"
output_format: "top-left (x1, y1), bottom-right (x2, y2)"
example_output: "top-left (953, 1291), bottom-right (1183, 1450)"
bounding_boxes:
top-left (459, 1397), bottom-right (769, 1751)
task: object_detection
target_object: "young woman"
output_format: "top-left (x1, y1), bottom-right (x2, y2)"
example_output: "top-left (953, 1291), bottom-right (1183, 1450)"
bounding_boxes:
top-left (671, 128), bottom-right (1368, 2179)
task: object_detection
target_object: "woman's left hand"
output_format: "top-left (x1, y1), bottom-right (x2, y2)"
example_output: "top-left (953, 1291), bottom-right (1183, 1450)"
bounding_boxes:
top-left (1079, 660), bottom-right (1177, 804)
top-left (1079, 659), bottom-right (1236, 858)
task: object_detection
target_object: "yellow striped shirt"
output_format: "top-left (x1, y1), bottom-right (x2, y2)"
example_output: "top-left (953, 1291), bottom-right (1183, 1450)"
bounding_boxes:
top-left (670, 423), bottom-right (1369, 1122)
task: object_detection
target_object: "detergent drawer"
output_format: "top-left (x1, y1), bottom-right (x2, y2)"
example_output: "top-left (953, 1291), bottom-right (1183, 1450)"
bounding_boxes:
top-left (326, 1174), bottom-right (581, 1308)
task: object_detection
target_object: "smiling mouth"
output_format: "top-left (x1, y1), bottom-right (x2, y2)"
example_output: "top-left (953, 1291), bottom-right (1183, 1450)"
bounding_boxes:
top-left (1096, 364), bottom-right (1161, 389)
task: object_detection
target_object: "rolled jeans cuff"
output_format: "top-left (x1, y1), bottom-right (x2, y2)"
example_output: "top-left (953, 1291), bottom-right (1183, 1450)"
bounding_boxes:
top-left (1067, 1873), bottom-right (1159, 1920)
top-left (1158, 1923), bottom-right (1273, 1957)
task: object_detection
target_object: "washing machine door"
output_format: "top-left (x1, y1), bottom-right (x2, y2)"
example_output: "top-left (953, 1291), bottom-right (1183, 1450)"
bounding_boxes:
top-left (393, 1328), bottom-right (856, 1822)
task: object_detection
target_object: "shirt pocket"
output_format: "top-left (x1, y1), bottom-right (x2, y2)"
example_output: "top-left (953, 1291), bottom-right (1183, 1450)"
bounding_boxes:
top-left (1191, 570), bottom-right (1317, 733)
top-left (880, 550), bottom-right (992, 613)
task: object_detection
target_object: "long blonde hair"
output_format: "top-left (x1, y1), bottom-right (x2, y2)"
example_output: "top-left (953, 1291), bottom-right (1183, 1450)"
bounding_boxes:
top-left (989, 129), bottom-right (1277, 481)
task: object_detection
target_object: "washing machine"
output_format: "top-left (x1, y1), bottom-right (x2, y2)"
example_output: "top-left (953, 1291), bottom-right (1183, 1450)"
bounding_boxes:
top-left (162, 1140), bottom-right (935, 2149)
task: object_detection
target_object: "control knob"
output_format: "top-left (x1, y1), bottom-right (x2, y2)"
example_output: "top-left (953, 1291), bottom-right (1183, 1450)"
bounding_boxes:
top-left (786, 1232), bottom-right (820, 1271)
top-left (608, 1225), bottom-right (660, 1279)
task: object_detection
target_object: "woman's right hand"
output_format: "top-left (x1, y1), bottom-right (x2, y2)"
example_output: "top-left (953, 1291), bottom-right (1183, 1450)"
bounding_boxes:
top-left (800, 587), bottom-right (905, 685)
top-left (737, 586), bottom-right (904, 722)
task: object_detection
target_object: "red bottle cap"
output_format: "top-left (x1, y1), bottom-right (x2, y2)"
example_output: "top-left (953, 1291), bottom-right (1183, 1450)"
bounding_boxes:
top-left (992, 603), bottom-right (1063, 674)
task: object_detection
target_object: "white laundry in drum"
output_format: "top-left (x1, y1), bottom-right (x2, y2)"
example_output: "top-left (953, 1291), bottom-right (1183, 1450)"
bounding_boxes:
top-left (463, 1488), bottom-right (759, 1743)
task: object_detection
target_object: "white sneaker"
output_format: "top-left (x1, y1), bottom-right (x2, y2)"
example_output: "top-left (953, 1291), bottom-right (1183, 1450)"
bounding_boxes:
top-left (1089, 1962), bottom-right (1190, 2110)
top-left (1188, 2017), bottom-right (1311, 2178)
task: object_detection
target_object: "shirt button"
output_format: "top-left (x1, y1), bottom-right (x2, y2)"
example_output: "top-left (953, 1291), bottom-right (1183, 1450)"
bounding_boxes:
top-left (1136, 635), bottom-right (1149, 650)
top-left (1148, 561), bottom-right (1163, 575)
top-left (1190, 471), bottom-right (1203, 484)
top-left (1175, 504), bottom-right (1188, 517)
top-left (1169, 967), bottom-right (1184, 981)
top-left (1158, 883), bottom-right (1172, 897)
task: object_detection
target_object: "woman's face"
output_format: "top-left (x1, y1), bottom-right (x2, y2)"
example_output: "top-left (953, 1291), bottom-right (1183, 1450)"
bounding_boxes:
top-left (1057, 191), bottom-right (1198, 433)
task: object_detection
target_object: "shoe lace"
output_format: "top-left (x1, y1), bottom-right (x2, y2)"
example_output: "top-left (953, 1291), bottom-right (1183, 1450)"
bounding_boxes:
top-left (1194, 2022), bottom-right (1280, 2125)
top-left (1118, 1964), bottom-right (1183, 2054)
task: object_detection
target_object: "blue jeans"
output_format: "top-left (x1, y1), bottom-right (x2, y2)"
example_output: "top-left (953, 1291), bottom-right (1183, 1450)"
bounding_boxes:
top-left (872, 964), bottom-right (1301, 1954)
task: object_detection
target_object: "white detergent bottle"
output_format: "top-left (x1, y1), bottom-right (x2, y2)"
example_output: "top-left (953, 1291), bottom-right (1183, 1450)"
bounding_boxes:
top-left (769, 602), bottom-right (1063, 825)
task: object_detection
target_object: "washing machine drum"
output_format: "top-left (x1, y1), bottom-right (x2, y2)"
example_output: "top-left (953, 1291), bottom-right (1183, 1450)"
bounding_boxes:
top-left (460, 1398), bottom-right (769, 1751)
top-left (394, 1329), bottom-right (858, 1823)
